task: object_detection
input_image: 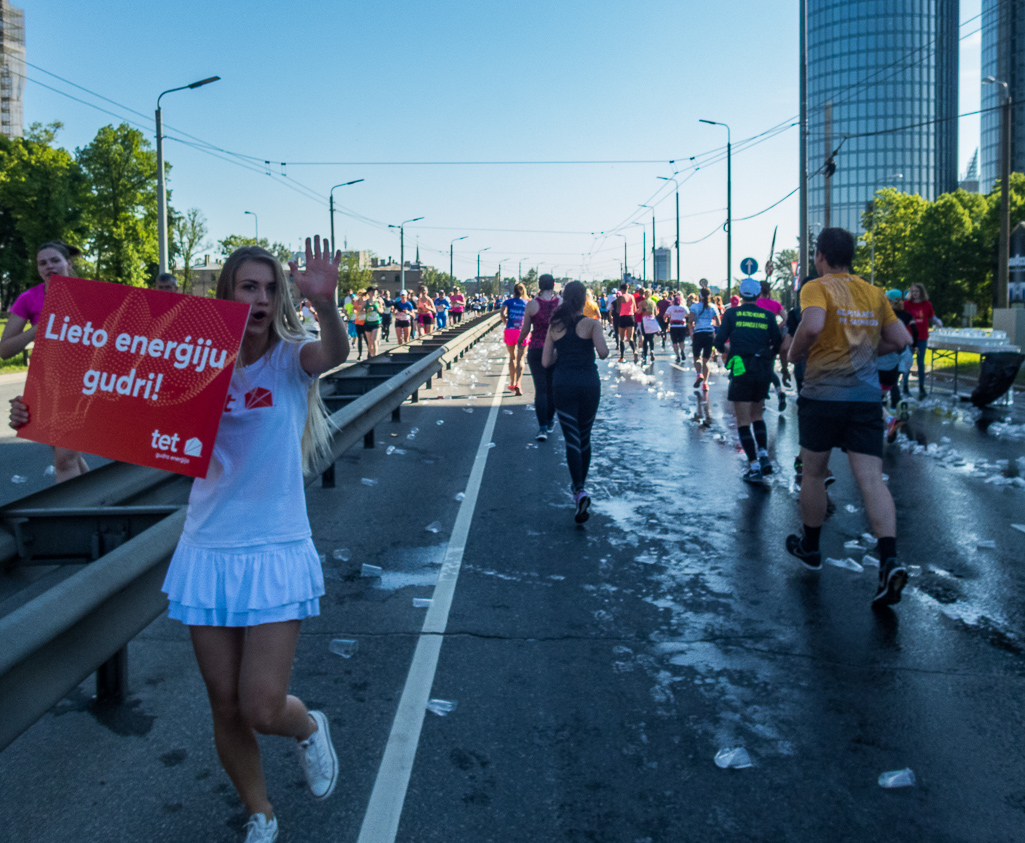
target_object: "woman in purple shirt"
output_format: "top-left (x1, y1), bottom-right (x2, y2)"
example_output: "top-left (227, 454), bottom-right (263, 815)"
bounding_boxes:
top-left (1, 240), bottom-right (91, 482)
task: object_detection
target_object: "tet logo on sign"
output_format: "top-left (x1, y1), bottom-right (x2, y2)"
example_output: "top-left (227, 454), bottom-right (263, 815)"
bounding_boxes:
top-left (151, 429), bottom-right (202, 457)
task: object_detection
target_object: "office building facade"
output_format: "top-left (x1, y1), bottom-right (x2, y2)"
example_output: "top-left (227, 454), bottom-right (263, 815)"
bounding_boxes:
top-left (980, 0), bottom-right (1025, 191)
top-left (808, 0), bottom-right (959, 235)
top-left (653, 248), bottom-right (672, 283)
top-left (0, 0), bottom-right (25, 139)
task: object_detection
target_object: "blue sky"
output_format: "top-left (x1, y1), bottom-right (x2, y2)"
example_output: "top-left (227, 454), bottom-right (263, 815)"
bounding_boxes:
top-left (18, 0), bottom-right (981, 285)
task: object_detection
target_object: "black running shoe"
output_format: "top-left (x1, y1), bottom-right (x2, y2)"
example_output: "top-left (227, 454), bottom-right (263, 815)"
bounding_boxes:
top-left (693, 376), bottom-right (703, 389)
top-left (742, 467), bottom-right (765, 485)
top-left (778, 391), bottom-right (787, 412)
top-left (824, 470), bottom-right (836, 487)
top-left (872, 558), bottom-right (908, 607)
top-left (574, 493), bottom-right (591, 524)
top-left (759, 454), bottom-right (773, 476)
top-left (786, 534), bottom-right (822, 570)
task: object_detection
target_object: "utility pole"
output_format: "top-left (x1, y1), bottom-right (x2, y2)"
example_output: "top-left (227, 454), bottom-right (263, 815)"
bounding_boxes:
top-left (799, 0), bottom-right (808, 284)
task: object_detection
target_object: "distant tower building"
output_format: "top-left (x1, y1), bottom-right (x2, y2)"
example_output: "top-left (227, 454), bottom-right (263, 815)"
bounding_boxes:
top-left (808, 0), bottom-right (959, 235)
top-left (653, 247), bottom-right (671, 283)
top-left (980, 0), bottom-right (1025, 191)
top-left (0, 0), bottom-right (25, 139)
top-left (959, 149), bottom-right (980, 193)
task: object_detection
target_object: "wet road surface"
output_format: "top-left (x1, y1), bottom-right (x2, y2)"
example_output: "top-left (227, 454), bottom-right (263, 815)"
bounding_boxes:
top-left (1, 334), bottom-right (1024, 842)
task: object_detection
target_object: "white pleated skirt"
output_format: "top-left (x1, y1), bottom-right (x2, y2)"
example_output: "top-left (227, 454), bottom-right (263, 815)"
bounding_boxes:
top-left (162, 537), bottom-right (324, 627)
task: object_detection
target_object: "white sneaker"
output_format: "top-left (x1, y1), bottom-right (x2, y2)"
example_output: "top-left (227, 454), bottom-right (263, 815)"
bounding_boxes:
top-left (298, 710), bottom-right (339, 800)
top-left (244, 813), bottom-right (278, 843)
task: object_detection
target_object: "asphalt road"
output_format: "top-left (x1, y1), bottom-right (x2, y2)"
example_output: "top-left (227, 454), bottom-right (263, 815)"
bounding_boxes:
top-left (1, 332), bottom-right (1024, 842)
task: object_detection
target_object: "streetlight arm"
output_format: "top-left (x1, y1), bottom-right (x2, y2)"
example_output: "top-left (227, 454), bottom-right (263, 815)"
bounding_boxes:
top-left (158, 76), bottom-right (220, 108)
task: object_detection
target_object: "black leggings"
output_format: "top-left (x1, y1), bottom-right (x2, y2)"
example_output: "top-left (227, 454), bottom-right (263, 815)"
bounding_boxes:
top-left (642, 332), bottom-right (656, 357)
top-left (553, 368), bottom-right (600, 492)
top-left (527, 347), bottom-right (555, 428)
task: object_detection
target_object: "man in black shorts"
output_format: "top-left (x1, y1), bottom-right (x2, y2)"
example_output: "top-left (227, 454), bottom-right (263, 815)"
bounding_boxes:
top-left (784, 228), bottom-right (913, 607)
top-left (714, 277), bottom-right (782, 484)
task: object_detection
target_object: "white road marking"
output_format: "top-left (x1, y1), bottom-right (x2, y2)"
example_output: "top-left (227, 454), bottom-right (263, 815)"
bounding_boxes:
top-left (356, 380), bottom-right (505, 843)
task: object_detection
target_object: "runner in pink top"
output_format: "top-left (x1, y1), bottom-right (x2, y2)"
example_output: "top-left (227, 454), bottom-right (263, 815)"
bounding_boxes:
top-left (0, 240), bottom-right (92, 483)
top-left (518, 274), bottom-right (561, 439)
top-left (449, 289), bottom-right (465, 324)
top-left (755, 280), bottom-right (788, 411)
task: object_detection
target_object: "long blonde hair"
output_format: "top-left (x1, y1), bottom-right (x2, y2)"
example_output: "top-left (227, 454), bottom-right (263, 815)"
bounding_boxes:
top-left (217, 246), bottom-right (333, 475)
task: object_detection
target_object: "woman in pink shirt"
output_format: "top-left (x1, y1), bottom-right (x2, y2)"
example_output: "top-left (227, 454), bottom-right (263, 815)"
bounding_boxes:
top-left (2, 240), bottom-right (91, 482)
top-left (903, 283), bottom-right (942, 399)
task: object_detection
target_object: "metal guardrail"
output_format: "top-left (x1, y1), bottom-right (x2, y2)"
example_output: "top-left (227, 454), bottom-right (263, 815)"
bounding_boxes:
top-left (0, 312), bottom-right (500, 751)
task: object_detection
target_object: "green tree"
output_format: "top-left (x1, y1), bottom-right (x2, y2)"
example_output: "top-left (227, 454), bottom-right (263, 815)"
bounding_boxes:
top-left (0, 122), bottom-right (87, 306)
top-left (170, 207), bottom-right (210, 294)
top-left (854, 188), bottom-right (928, 288)
top-left (218, 234), bottom-right (292, 264)
top-left (77, 124), bottom-right (159, 286)
top-left (338, 252), bottom-right (373, 295)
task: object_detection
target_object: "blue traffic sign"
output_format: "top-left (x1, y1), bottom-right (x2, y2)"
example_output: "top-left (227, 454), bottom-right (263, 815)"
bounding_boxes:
top-left (740, 257), bottom-right (758, 275)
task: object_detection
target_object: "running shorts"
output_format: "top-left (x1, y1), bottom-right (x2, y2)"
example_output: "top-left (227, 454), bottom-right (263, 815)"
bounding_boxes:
top-left (669, 326), bottom-right (688, 343)
top-left (355, 323), bottom-right (366, 336)
top-left (692, 332), bottom-right (714, 359)
top-left (797, 397), bottom-right (884, 459)
top-left (727, 373), bottom-right (771, 403)
top-left (617, 315), bottom-right (636, 330)
top-left (421, 313), bottom-right (435, 324)
top-left (504, 327), bottom-right (526, 346)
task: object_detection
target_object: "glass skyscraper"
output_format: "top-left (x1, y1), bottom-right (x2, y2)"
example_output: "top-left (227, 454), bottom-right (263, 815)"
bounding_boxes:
top-left (808, 0), bottom-right (959, 236)
top-left (980, 0), bottom-right (1024, 192)
top-left (0, 0), bottom-right (26, 140)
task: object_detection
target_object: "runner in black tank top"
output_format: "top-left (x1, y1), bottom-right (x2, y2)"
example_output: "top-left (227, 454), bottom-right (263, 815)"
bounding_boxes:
top-left (542, 281), bottom-right (610, 523)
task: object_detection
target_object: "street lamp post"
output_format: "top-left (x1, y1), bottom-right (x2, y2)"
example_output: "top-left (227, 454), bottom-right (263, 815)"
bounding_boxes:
top-left (156, 75), bottom-right (220, 274)
top-left (329, 179), bottom-right (364, 252)
top-left (984, 76), bottom-right (1013, 308)
top-left (699, 119), bottom-right (731, 297)
top-left (244, 211), bottom-right (258, 242)
top-left (477, 247), bottom-right (491, 296)
top-left (388, 217), bottom-right (424, 292)
top-left (869, 173), bottom-right (903, 287)
top-left (658, 174), bottom-right (681, 284)
top-left (450, 236), bottom-right (468, 287)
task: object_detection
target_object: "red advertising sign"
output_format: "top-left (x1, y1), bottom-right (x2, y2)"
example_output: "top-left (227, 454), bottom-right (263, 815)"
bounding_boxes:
top-left (17, 276), bottom-right (249, 478)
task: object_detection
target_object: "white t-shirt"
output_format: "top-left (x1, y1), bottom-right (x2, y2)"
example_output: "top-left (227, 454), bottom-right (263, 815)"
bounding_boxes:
top-left (665, 304), bottom-right (689, 326)
top-left (690, 302), bottom-right (718, 333)
top-left (182, 339), bottom-right (314, 548)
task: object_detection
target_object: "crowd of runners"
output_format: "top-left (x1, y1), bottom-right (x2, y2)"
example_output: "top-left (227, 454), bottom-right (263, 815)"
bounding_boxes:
top-left (499, 227), bottom-right (924, 613)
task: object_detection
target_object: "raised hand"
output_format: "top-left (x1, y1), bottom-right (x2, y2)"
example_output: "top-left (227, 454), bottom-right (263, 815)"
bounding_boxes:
top-left (289, 235), bottom-right (341, 305)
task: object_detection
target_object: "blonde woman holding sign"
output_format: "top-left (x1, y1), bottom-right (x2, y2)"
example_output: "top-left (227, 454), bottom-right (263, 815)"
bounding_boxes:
top-left (12, 237), bottom-right (348, 843)
top-left (1, 240), bottom-right (91, 482)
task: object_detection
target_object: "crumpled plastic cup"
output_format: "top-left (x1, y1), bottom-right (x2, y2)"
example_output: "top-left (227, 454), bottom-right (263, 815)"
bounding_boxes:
top-left (329, 639), bottom-right (358, 658)
top-left (413, 598), bottom-right (433, 608)
top-left (425, 521), bottom-right (442, 534)
top-left (826, 557), bottom-right (864, 572)
top-left (332, 548), bottom-right (352, 562)
top-left (976, 539), bottom-right (996, 549)
top-left (878, 768), bottom-right (916, 788)
top-left (10, 475), bottom-right (27, 484)
top-left (361, 478), bottom-right (378, 487)
top-left (426, 698), bottom-right (458, 716)
top-left (714, 747), bottom-right (753, 769)
top-left (361, 563), bottom-right (383, 577)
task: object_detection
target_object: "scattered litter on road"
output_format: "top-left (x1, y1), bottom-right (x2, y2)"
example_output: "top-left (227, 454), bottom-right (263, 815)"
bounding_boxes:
top-left (413, 598), bottom-right (433, 608)
top-left (1012, 524), bottom-right (1025, 534)
top-left (329, 639), bottom-right (358, 658)
top-left (907, 564), bottom-right (921, 577)
top-left (463, 407), bottom-right (474, 414)
top-left (860, 533), bottom-right (877, 546)
top-left (843, 540), bottom-right (865, 551)
top-left (826, 557), bottom-right (864, 572)
top-left (425, 521), bottom-right (442, 533)
top-left (10, 475), bottom-right (26, 484)
top-left (845, 504), bottom-right (861, 514)
top-left (525, 442), bottom-right (539, 449)
top-left (436, 419), bottom-right (445, 425)
top-left (878, 768), bottom-right (916, 788)
top-left (361, 478), bottom-right (378, 486)
top-left (861, 554), bottom-right (880, 568)
top-left (714, 747), bottom-right (753, 769)
top-left (502, 409), bottom-right (514, 415)
top-left (484, 442), bottom-right (497, 449)
top-left (976, 539), bottom-right (997, 549)
top-left (43, 465), bottom-right (55, 477)
top-left (332, 548), bottom-right (352, 561)
top-left (318, 553), bottom-right (326, 564)
top-left (386, 445), bottom-right (395, 455)
top-left (426, 698), bottom-right (458, 716)
top-left (361, 563), bottom-right (383, 577)
top-left (455, 492), bottom-right (465, 501)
